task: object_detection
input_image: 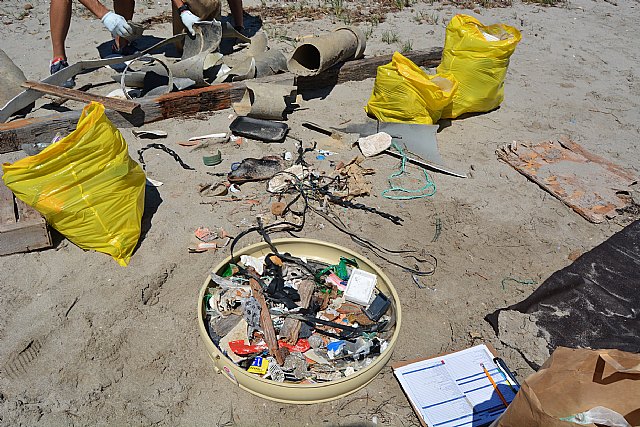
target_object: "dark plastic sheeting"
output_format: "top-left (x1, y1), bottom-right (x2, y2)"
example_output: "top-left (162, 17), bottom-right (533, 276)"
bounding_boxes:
top-left (486, 220), bottom-right (640, 362)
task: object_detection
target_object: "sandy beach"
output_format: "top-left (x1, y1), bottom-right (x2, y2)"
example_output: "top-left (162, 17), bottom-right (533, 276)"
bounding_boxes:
top-left (1, 0), bottom-right (639, 424)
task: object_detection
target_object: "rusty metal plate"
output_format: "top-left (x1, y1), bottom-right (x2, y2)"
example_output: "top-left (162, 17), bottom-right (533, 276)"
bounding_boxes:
top-left (497, 138), bottom-right (637, 223)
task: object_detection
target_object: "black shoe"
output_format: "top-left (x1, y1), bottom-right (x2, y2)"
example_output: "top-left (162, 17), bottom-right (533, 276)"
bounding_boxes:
top-left (50, 58), bottom-right (75, 89)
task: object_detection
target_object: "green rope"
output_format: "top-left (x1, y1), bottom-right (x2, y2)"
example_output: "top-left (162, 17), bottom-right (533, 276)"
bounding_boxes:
top-left (501, 277), bottom-right (537, 290)
top-left (382, 142), bottom-right (436, 200)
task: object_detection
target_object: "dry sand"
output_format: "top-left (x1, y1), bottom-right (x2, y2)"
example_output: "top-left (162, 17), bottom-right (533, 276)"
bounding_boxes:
top-left (1, 0), bottom-right (639, 425)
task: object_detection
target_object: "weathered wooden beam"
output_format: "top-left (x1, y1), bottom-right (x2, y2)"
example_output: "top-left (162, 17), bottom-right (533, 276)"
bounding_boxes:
top-left (0, 82), bottom-right (243, 153)
top-left (49, 83), bottom-right (94, 107)
top-left (21, 81), bottom-right (141, 114)
top-left (138, 82), bottom-right (245, 123)
top-left (0, 179), bottom-right (52, 256)
top-left (0, 49), bottom-right (442, 153)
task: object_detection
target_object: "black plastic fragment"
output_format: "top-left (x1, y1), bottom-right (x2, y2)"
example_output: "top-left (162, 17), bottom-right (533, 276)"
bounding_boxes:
top-left (364, 292), bottom-right (391, 322)
top-left (229, 116), bottom-right (289, 143)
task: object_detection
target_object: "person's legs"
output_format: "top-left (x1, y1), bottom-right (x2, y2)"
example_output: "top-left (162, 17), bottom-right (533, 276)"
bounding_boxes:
top-left (113, 0), bottom-right (135, 50)
top-left (227, 0), bottom-right (243, 29)
top-left (171, 2), bottom-right (185, 53)
top-left (50, 0), bottom-right (72, 60)
top-left (171, 1), bottom-right (183, 36)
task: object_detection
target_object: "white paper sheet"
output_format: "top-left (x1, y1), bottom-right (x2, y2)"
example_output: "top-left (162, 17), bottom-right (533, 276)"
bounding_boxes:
top-left (394, 345), bottom-right (517, 427)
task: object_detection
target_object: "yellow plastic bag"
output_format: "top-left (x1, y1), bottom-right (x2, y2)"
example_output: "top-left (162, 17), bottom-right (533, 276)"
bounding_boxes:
top-left (2, 102), bottom-right (145, 266)
top-left (365, 52), bottom-right (458, 124)
top-left (437, 14), bottom-right (521, 119)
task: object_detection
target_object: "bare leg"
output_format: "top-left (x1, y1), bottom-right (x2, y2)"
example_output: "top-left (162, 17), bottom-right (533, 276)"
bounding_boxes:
top-left (227, 0), bottom-right (243, 29)
top-left (171, 2), bottom-right (184, 53)
top-left (113, 0), bottom-right (135, 49)
top-left (50, 0), bottom-right (73, 60)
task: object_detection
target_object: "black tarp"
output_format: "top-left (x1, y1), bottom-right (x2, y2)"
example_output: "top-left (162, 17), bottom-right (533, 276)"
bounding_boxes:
top-left (486, 220), bottom-right (640, 367)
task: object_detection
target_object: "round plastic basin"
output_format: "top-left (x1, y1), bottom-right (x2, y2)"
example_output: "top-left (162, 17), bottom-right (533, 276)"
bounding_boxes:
top-left (197, 238), bottom-right (401, 404)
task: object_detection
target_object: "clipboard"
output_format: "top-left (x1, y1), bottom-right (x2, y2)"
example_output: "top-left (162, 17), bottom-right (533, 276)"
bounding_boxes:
top-left (392, 344), bottom-right (513, 427)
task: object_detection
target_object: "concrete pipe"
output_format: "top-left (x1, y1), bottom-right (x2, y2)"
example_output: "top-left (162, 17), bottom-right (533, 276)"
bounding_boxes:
top-left (287, 26), bottom-right (366, 77)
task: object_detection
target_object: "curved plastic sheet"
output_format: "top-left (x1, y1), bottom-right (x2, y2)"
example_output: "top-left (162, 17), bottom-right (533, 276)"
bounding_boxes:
top-left (2, 102), bottom-right (145, 266)
top-left (365, 52), bottom-right (458, 125)
top-left (437, 14), bottom-right (521, 118)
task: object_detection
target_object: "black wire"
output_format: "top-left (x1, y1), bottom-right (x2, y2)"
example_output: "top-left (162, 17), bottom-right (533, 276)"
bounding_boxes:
top-left (292, 139), bottom-right (316, 166)
top-left (311, 206), bottom-right (436, 276)
top-left (230, 171), bottom-right (310, 260)
top-left (137, 143), bottom-right (195, 171)
top-left (228, 139), bottom-right (438, 278)
top-left (271, 170), bottom-right (402, 225)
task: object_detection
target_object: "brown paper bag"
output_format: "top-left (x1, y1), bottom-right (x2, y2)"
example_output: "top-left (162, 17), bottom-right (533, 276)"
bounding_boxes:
top-left (497, 347), bottom-right (640, 427)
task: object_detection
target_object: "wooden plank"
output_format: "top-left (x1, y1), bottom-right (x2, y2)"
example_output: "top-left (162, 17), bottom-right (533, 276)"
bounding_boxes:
top-left (0, 109), bottom-right (144, 154)
top-left (21, 81), bottom-right (141, 114)
top-left (0, 179), bottom-right (52, 256)
top-left (0, 220), bottom-right (51, 255)
top-left (15, 198), bottom-right (43, 223)
top-left (0, 49), bottom-right (443, 153)
top-left (50, 83), bottom-right (94, 107)
top-left (140, 82), bottom-right (245, 123)
top-left (0, 179), bottom-right (16, 225)
top-left (249, 277), bottom-right (284, 365)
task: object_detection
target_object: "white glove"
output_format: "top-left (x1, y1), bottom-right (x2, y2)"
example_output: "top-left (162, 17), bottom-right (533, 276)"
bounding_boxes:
top-left (180, 10), bottom-right (201, 36)
top-left (101, 11), bottom-right (134, 39)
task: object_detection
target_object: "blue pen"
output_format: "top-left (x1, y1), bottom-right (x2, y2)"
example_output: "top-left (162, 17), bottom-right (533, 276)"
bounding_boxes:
top-left (493, 357), bottom-right (520, 392)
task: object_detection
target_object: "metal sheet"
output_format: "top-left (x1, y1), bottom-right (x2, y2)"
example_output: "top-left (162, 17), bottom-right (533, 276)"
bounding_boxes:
top-left (377, 122), bottom-right (443, 165)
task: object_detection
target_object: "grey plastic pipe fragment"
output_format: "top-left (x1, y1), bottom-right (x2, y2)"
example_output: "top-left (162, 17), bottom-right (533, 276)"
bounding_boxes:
top-left (126, 21), bottom-right (146, 41)
top-left (0, 49), bottom-right (28, 109)
top-left (287, 26), bottom-right (366, 76)
top-left (120, 22), bottom-right (224, 88)
top-left (232, 82), bottom-right (297, 120)
top-left (168, 21), bottom-right (224, 86)
top-left (121, 56), bottom-right (173, 99)
top-left (171, 52), bottom-right (223, 86)
top-left (254, 49), bottom-right (287, 78)
top-left (221, 21), bottom-right (251, 43)
top-left (113, 71), bottom-right (146, 88)
top-left (182, 20), bottom-right (222, 59)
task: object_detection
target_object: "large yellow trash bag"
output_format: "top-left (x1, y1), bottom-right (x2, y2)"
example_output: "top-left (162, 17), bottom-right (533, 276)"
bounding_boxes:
top-left (365, 51), bottom-right (458, 124)
top-left (2, 102), bottom-right (145, 266)
top-left (437, 14), bottom-right (521, 119)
